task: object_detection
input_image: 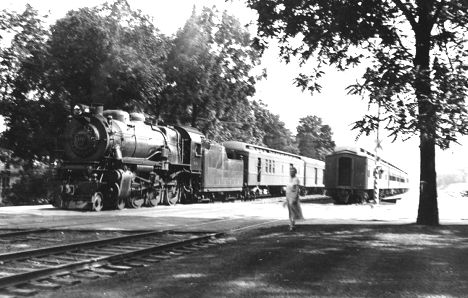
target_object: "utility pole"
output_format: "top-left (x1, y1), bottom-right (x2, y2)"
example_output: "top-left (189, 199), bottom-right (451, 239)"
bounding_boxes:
top-left (374, 103), bottom-right (382, 204)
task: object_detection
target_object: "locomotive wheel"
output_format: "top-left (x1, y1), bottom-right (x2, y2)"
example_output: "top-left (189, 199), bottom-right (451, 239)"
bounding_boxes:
top-left (127, 195), bottom-right (144, 209)
top-left (165, 185), bottom-right (180, 206)
top-left (115, 196), bottom-right (126, 210)
top-left (145, 188), bottom-right (162, 207)
top-left (109, 183), bottom-right (125, 210)
top-left (91, 192), bottom-right (104, 212)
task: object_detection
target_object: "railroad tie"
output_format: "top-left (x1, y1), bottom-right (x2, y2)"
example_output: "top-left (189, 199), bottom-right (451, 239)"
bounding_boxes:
top-left (0, 291), bottom-right (15, 298)
top-left (164, 251), bottom-right (183, 256)
top-left (48, 276), bottom-right (80, 286)
top-left (103, 264), bottom-right (133, 271)
top-left (28, 280), bottom-right (62, 290)
top-left (179, 246), bottom-right (200, 252)
top-left (147, 254), bottom-right (172, 260)
top-left (121, 260), bottom-right (150, 267)
top-left (3, 287), bottom-right (38, 297)
top-left (71, 271), bottom-right (102, 279)
top-left (90, 267), bottom-right (118, 276)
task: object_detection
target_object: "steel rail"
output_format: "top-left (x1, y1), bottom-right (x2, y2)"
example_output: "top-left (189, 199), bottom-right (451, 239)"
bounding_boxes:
top-left (0, 230), bottom-right (216, 262)
top-left (0, 228), bottom-right (50, 238)
top-left (0, 232), bottom-right (223, 289)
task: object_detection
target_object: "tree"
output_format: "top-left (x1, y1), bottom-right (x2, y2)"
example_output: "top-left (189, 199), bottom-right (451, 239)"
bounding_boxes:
top-left (296, 115), bottom-right (335, 160)
top-left (251, 100), bottom-right (299, 154)
top-left (0, 5), bottom-right (48, 103)
top-left (0, 1), bottom-right (169, 160)
top-left (246, 0), bottom-right (468, 225)
top-left (0, 5), bottom-right (62, 160)
top-left (47, 0), bottom-right (169, 109)
top-left (161, 7), bottom-right (264, 143)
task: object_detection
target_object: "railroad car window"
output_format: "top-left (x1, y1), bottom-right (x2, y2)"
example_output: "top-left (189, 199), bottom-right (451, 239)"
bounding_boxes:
top-left (226, 149), bottom-right (235, 159)
top-left (195, 143), bottom-right (202, 156)
top-left (314, 168), bottom-right (318, 184)
top-left (273, 160), bottom-right (275, 173)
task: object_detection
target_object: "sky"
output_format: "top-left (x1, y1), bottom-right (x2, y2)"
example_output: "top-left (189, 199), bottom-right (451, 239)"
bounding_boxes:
top-left (2, 0), bottom-right (468, 183)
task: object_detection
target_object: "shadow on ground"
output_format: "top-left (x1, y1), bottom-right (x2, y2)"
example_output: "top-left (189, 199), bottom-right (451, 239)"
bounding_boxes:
top-left (44, 224), bottom-right (468, 298)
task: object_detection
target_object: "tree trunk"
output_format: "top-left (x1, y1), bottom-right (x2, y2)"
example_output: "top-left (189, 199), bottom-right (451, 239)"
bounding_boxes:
top-left (414, 3), bottom-right (439, 225)
top-left (417, 134), bottom-right (439, 225)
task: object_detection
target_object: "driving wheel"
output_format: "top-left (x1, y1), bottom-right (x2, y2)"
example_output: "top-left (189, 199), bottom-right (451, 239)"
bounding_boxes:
top-left (109, 183), bottom-right (125, 210)
top-left (165, 184), bottom-right (181, 206)
top-left (91, 192), bottom-right (104, 212)
top-left (145, 188), bottom-right (162, 207)
top-left (127, 195), bottom-right (144, 208)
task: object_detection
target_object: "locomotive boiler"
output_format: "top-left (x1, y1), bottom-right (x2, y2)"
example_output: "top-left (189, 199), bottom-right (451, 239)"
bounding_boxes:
top-left (54, 104), bottom-right (204, 211)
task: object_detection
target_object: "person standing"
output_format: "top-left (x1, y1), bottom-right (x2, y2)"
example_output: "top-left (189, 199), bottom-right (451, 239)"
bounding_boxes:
top-left (285, 166), bottom-right (304, 231)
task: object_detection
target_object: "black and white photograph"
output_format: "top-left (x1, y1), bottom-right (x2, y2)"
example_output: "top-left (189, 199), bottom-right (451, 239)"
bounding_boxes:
top-left (1, 0), bottom-right (468, 297)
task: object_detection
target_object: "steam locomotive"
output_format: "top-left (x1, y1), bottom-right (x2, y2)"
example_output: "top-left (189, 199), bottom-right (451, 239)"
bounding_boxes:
top-left (53, 104), bottom-right (325, 211)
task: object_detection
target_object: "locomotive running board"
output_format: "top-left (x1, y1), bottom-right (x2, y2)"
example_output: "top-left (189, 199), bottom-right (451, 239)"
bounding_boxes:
top-left (121, 158), bottom-right (160, 166)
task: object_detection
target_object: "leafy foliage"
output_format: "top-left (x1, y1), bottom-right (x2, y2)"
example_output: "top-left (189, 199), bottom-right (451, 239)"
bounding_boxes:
top-left (296, 116), bottom-right (335, 160)
top-left (251, 100), bottom-right (299, 153)
top-left (247, 0), bottom-right (468, 148)
top-left (46, 0), bottom-right (169, 109)
top-left (0, 5), bottom-right (60, 159)
top-left (161, 7), bottom-right (264, 144)
top-left (1, 161), bottom-right (56, 206)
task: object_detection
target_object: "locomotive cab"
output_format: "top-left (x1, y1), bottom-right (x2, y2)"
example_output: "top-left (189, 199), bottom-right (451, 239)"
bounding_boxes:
top-left (173, 126), bottom-right (203, 173)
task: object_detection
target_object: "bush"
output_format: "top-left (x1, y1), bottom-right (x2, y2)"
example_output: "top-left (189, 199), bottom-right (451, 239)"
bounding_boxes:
top-left (2, 164), bottom-right (58, 206)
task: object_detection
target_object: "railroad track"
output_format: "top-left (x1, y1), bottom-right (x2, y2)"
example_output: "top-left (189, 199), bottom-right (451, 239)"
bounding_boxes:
top-left (0, 230), bottom-right (224, 297)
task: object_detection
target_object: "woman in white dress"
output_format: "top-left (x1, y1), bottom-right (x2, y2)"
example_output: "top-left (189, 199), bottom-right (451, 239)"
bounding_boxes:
top-left (285, 166), bottom-right (304, 231)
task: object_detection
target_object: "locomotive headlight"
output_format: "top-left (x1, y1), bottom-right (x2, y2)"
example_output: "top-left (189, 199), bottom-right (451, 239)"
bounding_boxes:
top-left (73, 105), bottom-right (82, 116)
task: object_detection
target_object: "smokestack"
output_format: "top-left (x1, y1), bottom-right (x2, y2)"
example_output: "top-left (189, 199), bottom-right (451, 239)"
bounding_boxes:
top-left (91, 103), bottom-right (104, 116)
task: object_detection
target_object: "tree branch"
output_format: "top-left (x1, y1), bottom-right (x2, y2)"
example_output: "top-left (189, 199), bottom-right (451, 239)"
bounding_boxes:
top-left (393, 0), bottom-right (418, 30)
top-left (430, 0), bottom-right (445, 28)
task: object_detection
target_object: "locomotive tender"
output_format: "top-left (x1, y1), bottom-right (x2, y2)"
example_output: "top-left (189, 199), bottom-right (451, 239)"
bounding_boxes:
top-left (54, 104), bottom-right (325, 211)
top-left (325, 147), bottom-right (409, 204)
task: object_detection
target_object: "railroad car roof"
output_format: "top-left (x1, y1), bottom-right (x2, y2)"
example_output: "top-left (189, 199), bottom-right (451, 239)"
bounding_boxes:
top-left (223, 141), bottom-right (302, 160)
top-left (300, 156), bottom-right (325, 166)
top-left (330, 146), bottom-right (407, 174)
